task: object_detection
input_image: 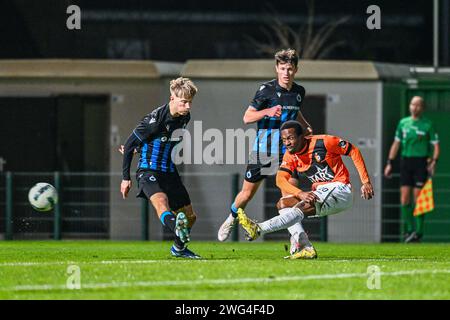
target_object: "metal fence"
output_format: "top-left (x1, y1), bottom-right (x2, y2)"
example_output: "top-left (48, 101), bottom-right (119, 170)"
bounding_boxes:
top-left (1, 171), bottom-right (449, 242)
top-left (382, 173), bottom-right (450, 242)
top-left (0, 171), bottom-right (241, 241)
top-left (0, 172), bottom-right (111, 240)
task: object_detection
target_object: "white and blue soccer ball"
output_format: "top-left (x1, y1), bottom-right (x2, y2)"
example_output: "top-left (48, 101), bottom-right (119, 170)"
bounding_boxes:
top-left (28, 183), bottom-right (58, 212)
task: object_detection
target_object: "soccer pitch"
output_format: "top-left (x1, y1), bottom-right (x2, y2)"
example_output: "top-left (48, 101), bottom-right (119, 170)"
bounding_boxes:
top-left (0, 241), bottom-right (449, 300)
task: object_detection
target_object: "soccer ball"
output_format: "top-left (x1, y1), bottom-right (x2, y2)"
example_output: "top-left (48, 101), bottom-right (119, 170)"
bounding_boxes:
top-left (28, 183), bottom-right (58, 212)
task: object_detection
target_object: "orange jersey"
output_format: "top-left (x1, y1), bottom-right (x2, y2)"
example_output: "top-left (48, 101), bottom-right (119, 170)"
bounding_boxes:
top-left (279, 135), bottom-right (370, 191)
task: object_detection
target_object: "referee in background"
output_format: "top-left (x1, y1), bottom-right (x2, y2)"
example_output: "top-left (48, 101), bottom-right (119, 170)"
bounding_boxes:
top-left (384, 96), bottom-right (440, 243)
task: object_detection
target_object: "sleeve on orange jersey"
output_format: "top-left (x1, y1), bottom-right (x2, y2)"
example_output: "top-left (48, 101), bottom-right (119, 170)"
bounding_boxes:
top-left (277, 153), bottom-right (302, 195)
top-left (348, 145), bottom-right (371, 184)
top-left (324, 135), bottom-right (370, 184)
top-left (276, 170), bottom-right (303, 196)
top-left (278, 152), bottom-right (296, 175)
top-left (324, 135), bottom-right (353, 156)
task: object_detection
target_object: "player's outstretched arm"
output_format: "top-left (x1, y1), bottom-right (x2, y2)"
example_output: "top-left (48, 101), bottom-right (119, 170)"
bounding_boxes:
top-left (121, 133), bottom-right (141, 199)
top-left (348, 146), bottom-right (374, 200)
top-left (120, 113), bottom-right (159, 199)
top-left (296, 110), bottom-right (313, 137)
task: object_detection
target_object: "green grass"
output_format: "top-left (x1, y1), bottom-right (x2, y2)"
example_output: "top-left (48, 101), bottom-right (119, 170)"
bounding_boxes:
top-left (0, 241), bottom-right (449, 299)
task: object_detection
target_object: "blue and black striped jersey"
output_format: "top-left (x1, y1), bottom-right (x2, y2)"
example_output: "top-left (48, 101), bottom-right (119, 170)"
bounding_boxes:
top-left (122, 104), bottom-right (189, 179)
top-left (250, 79), bottom-right (305, 156)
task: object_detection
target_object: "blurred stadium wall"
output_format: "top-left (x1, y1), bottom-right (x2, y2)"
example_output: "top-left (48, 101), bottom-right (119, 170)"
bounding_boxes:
top-left (0, 59), bottom-right (449, 242)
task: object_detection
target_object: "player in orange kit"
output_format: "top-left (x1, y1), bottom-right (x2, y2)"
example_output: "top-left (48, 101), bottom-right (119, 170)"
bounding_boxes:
top-left (237, 120), bottom-right (374, 259)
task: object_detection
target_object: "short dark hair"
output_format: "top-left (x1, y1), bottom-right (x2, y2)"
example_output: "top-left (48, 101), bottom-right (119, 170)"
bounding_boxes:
top-left (281, 120), bottom-right (303, 136)
top-left (275, 49), bottom-right (299, 68)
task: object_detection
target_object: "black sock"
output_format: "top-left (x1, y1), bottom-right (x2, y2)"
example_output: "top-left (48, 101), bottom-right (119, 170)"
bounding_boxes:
top-left (161, 211), bottom-right (176, 232)
top-left (161, 211), bottom-right (186, 250)
top-left (174, 236), bottom-right (185, 250)
top-left (230, 203), bottom-right (239, 218)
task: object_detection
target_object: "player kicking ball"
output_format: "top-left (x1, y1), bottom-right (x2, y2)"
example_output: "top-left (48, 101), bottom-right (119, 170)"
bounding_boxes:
top-left (237, 120), bottom-right (374, 259)
top-left (121, 77), bottom-right (201, 259)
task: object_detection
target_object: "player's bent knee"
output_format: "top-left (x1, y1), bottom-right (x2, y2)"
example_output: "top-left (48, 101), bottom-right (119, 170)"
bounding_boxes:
top-left (277, 196), bottom-right (299, 210)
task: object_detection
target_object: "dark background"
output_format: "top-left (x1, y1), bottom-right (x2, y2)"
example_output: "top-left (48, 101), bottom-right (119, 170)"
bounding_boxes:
top-left (1, 0), bottom-right (449, 65)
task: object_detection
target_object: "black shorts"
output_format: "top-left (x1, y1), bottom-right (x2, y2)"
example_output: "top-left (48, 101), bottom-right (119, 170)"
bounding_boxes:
top-left (244, 152), bottom-right (283, 183)
top-left (136, 170), bottom-right (191, 211)
top-left (400, 157), bottom-right (428, 188)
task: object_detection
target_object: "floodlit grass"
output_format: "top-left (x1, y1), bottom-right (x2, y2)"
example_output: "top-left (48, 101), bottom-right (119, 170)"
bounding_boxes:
top-left (0, 241), bottom-right (449, 299)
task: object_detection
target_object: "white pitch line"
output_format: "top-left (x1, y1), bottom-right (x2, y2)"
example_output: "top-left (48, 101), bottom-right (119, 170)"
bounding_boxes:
top-left (0, 260), bottom-right (213, 267)
top-left (0, 257), bottom-right (441, 268)
top-left (0, 260), bottom-right (156, 267)
top-left (3, 269), bottom-right (450, 292)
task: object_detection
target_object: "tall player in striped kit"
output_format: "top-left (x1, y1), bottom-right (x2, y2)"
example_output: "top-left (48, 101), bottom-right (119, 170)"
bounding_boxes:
top-left (218, 49), bottom-right (314, 255)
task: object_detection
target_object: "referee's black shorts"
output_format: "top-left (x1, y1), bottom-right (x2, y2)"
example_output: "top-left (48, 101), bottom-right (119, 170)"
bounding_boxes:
top-left (136, 170), bottom-right (191, 211)
top-left (400, 157), bottom-right (428, 188)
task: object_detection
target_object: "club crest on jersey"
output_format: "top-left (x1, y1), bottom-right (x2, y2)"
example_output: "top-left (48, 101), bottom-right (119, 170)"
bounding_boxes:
top-left (314, 152), bottom-right (322, 162)
top-left (338, 140), bottom-right (347, 149)
top-left (296, 94), bottom-right (302, 102)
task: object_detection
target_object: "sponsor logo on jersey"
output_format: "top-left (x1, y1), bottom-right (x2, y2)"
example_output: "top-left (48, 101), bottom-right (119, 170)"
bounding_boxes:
top-left (282, 105), bottom-right (300, 110)
top-left (277, 92), bottom-right (281, 97)
top-left (297, 94), bottom-right (302, 102)
top-left (149, 175), bottom-right (156, 182)
top-left (339, 140), bottom-right (347, 149)
top-left (246, 171), bottom-right (252, 179)
top-left (259, 85), bottom-right (266, 91)
top-left (161, 136), bottom-right (168, 142)
top-left (149, 117), bottom-right (157, 124)
top-left (307, 165), bottom-right (335, 183)
top-left (171, 136), bottom-right (183, 142)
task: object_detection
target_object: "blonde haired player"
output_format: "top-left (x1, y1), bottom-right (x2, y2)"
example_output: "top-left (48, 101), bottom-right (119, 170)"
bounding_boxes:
top-left (121, 77), bottom-right (201, 259)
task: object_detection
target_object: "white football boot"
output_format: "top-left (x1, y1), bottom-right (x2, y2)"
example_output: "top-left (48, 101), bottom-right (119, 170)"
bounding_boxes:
top-left (217, 214), bottom-right (237, 241)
